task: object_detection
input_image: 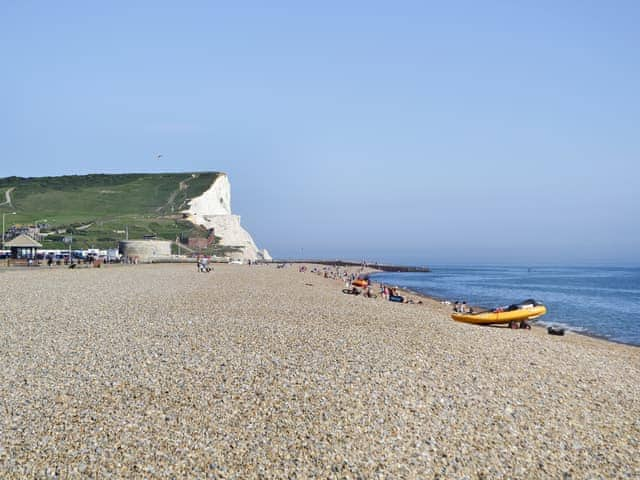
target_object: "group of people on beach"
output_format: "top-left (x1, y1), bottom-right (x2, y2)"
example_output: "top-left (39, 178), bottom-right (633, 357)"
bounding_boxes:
top-left (371, 282), bottom-right (423, 304)
top-left (295, 264), bottom-right (430, 304)
top-left (453, 301), bottom-right (472, 313)
top-left (381, 285), bottom-right (397, 300)
top-left (278, 263), bottom-right (440, 306)
top-left (196, 255), bottom-right (212, 273)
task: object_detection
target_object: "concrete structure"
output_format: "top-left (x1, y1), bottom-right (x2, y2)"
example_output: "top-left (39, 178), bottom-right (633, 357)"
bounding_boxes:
top-left (118, 240), bottom-right (172, 263)
top-left (183, 174), bottom-right (271, 261)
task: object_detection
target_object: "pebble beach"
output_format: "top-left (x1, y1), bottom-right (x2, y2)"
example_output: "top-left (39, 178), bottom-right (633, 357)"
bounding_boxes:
top-left (1, 263), bottom-right (638, 478)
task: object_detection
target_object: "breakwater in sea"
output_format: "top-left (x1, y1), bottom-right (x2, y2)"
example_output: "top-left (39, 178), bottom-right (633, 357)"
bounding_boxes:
top-left (277, 259), bottom-right (430, 273)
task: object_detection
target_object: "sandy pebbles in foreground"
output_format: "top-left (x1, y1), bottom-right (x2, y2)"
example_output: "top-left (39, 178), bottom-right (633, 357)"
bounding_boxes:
top-left (0, 264), bottom-right (638, 478)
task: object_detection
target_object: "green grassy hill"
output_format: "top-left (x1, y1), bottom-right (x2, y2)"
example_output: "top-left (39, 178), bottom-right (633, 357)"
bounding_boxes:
top-left (0, 172), bottom-right (226, 252)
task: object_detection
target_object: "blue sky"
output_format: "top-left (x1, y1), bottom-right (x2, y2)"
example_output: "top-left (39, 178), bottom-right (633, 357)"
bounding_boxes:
top-left (2, 1), bottom-right (639, 264)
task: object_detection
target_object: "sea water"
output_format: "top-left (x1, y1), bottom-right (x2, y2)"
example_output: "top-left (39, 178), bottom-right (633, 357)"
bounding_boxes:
top-left (370, 266), bottom-right (640, 346)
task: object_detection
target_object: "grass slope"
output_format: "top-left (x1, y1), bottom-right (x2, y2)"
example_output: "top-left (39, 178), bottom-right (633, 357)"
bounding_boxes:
top-left (0, 172), bottom-right (230, 253)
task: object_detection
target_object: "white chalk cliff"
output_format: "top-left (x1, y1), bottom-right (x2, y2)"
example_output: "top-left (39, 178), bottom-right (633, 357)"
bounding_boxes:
top-left (183, 174), bottom-right (270, 261)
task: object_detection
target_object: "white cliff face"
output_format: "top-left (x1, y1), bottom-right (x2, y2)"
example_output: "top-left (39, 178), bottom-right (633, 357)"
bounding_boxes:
top-left (184, 174), bottom-right (270, 261)
top-left (200, 214), bottom-right (260, 259)
top-left (187, 174), bottom-right (232, 215)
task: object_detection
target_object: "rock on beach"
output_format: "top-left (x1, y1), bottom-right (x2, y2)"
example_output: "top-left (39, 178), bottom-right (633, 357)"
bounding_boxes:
top-left (0, 264), bottom-right (638, 478)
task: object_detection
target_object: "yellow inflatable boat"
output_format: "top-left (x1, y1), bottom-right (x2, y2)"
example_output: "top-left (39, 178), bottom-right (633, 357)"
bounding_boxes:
top-left (451, 299), bottom-right (547, 325)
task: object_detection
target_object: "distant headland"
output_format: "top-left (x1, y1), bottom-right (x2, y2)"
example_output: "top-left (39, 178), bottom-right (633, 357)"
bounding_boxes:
top-left (0, 172), bottom-right (269, 261)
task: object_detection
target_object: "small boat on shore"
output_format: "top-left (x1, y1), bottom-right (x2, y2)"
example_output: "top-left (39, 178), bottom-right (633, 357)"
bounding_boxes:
top-left (451, 299), bottom-right (547, 325)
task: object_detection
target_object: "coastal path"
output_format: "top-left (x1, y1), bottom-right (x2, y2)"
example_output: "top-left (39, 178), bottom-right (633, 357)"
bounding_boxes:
top-left (156, 175), bottom-right (194, 213)
top-left (0, 187), bottom-right (15, 207)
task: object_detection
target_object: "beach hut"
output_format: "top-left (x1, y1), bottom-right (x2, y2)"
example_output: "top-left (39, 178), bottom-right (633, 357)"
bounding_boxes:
top-left (4, 234), bottom-right (42, 260)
